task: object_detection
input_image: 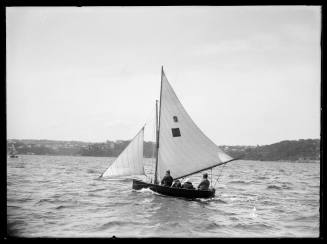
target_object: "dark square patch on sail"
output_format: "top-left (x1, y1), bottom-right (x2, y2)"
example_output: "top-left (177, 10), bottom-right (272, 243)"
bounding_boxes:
top-left (172, 128), bottom-right (181, 137)
top-left (173, 116), bottom-right (178, 122)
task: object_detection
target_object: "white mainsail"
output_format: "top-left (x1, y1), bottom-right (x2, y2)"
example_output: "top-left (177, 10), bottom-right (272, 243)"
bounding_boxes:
top-left (102, 127), bottom-right (145, 178)
top-left (157, 70), bottom-right (233, 180)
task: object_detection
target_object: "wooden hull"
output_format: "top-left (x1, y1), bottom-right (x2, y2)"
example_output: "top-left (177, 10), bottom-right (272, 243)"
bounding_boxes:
top-left (132, 179), bottom-right (215, 199)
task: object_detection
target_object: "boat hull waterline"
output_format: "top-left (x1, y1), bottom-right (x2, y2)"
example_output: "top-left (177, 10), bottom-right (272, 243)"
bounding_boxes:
top-left (132, 179), bottom-right (215, 199)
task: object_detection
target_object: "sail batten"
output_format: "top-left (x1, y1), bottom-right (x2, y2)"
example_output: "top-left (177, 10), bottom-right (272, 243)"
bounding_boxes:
top-left (157, 70), bottom-right (233, 180)
top-left (102, 127), bottom-right (145, 178)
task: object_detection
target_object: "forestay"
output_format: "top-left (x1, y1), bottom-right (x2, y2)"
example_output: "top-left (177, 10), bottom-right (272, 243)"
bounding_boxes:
top-left (102, 127), bottom-right (145, 178)
top-left (157, 70), bottom-right (233, 180)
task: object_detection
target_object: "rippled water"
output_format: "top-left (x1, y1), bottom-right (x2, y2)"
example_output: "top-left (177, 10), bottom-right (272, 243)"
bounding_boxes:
top-left (7, 155), bottom-right (319, 237)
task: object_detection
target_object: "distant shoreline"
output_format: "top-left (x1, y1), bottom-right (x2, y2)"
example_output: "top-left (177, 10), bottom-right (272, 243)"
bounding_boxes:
top-left (8, 154), bottom-right (320, 163)
top-left (7, 138), bottom-right (320, 162)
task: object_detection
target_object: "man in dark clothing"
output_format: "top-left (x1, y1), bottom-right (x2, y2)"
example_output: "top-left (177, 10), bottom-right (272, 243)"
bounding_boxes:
top-left (197, 173), bottom-right (210, 190)
top-left (161, 170), bottom-right (173, 187)
top-left (182, 178), bottom-right (195, 189)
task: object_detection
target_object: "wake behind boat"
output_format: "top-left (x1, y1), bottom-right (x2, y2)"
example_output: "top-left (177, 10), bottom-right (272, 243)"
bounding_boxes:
top-left (100, 67), bottom-right (238, 199)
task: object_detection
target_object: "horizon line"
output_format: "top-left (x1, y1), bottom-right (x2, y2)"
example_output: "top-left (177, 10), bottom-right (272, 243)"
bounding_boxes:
top-left (6, 137), bottom-right (320, 147)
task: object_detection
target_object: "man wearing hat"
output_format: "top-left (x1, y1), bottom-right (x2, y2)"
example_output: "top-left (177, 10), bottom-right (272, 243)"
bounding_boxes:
top-left (161, 170), bottom-right (173, 187)
top-left (197, 173), bottom-right (210, 190)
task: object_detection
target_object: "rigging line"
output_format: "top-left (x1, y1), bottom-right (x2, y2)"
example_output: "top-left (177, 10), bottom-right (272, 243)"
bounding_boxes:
top-left (152, 102), bottom-right (156, 154)
top-left (152, 110), bottom-right (156, 159)
top-left (213, 163), bottom-right (227, 188)
top-left (143, 104), bottom-right (156, 127)
top-left (211, 168), bottom-right (213, 186)
top-left (148, 110), bottom-right (156, 183)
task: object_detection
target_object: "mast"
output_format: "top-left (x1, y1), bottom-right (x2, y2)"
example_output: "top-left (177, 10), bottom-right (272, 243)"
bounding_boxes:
top-left (154, 100), bottom-right (159, 184)
top-left (154, 66), bottom-right (164, 185)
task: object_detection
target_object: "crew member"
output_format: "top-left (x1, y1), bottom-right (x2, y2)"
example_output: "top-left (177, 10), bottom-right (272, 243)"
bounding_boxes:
top-left (172, 179), bottom-right (182, 188)
top-left (197, 173), bottom-right (210, 190)
top-left (182, 178), bottom-right (195, 189)
top-left (161, 170), bottom-right (173, 187)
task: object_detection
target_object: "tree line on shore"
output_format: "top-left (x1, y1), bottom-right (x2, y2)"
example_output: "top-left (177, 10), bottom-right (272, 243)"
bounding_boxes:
top-left (7, 138), bottom-right (320, 162)
top-left (223, 139), bottom-right (320, 161)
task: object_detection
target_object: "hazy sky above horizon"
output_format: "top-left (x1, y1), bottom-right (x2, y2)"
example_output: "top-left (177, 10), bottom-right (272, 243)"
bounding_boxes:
top-left (7, 6), bottom-right (321, 145)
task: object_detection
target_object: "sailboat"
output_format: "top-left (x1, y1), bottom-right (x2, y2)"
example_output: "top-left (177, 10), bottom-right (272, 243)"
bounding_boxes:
top-left (100, 67), bottom-right (238, 199)
top-left (9, 144), bottom-right (18, 158)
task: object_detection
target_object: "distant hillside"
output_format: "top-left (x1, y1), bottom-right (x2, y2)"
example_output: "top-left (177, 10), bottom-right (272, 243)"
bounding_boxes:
top-left (7, 139), bottom-right (156, 158)
top-left (7, 138), bottom-right (320, 162)
top-left (221, 139), bottom-right (320, 162)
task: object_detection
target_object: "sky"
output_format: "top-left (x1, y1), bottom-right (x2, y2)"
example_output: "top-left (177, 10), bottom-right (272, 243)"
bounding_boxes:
top-left (6, 6), bottom-right (321, 146)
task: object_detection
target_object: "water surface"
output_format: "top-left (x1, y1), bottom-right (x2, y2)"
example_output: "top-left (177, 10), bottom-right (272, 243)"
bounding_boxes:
top-left (7, 155), bottom-right (320, 237)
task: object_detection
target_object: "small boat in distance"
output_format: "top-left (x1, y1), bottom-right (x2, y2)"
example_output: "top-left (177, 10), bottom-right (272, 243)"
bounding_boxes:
top-left (100, 67), bottom-right (239, 199)
top-left (9, 144), bottom-right (18, 158)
